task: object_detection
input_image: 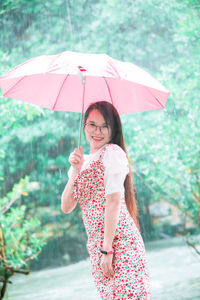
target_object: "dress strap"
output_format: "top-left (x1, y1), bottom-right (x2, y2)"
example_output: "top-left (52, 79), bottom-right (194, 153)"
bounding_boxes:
top-left (98, 143), bottom-right (112, 162)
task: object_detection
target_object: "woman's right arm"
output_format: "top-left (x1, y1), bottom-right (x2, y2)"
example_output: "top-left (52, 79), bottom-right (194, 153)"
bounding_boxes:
top-left (61, 146), bottom-right (84, 214)
top-left (61, 167), bottom-right (78, 214)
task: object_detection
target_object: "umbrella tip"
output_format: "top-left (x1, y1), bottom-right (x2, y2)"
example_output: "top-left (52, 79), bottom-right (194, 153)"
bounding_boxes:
top-left (78, 66), bottom-right (86, 72)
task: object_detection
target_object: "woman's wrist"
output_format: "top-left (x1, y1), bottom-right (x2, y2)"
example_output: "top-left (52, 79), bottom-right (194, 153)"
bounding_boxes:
top-left (70, 166), bottom-right (78, 176)
top-left (103, 241), bottom-right (113, 249)
top-left (99, 248), bottom-right (114, 255)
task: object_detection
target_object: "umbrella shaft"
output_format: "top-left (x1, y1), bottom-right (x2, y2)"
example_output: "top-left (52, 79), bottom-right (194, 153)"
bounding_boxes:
top-left (78, 112), bottom-right (84, 148)
top-left (78, 78), bottom-right (86, 148)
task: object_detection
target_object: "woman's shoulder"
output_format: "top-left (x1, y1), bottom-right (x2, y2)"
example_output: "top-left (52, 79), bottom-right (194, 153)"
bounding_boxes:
top-left (102, 143), bottom-right (129, 173)
top-left (102, 143), bottom-right (128, 163)
top-left (104, 143), bottom-right (126, 155)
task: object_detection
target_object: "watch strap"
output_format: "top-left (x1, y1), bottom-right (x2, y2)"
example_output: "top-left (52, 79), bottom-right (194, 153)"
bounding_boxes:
top-left (99, 248), bottom-right (114, 255)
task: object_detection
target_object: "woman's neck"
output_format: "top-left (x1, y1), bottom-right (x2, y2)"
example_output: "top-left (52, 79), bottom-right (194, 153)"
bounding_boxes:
top-left (90, 143), bottom-right (108, 154)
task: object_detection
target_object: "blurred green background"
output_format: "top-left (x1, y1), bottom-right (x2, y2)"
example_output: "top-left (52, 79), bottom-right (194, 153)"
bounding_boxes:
top-left (0, 0), bottom-right (199, 299)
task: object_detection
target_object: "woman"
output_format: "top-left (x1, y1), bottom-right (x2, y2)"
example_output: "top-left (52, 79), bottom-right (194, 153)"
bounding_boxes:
top-left (61, 101), bottom-right (152, 299)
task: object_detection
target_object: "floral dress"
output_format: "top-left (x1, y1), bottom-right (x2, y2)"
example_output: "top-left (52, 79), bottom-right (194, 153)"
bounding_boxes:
top-left (72, 143), bottom-right (152, 299)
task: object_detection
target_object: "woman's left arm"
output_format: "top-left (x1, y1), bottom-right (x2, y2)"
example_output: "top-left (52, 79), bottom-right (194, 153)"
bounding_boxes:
top-left (101, 144), bottom-right (129, 277)
top-left (103, 192), bottom-right (121, 249)
top-left (100, 192), bottom-right (121, 278)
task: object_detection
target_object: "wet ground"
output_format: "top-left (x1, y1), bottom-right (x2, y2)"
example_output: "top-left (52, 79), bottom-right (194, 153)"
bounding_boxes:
top-left (6, 235), bottom-right (200, 300)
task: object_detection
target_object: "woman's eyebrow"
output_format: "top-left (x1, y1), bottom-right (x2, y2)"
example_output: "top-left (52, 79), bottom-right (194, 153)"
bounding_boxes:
top-left (88, 120), bottom-right (107, 125)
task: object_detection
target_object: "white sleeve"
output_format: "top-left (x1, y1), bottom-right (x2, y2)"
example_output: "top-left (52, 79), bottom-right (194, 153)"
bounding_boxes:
top-left (102, 144), bottom-right (129, 196)
top-left (67, 165), bottom-right (73, 178)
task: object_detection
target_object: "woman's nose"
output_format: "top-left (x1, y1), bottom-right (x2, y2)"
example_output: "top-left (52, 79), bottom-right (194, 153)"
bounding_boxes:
top-left (95, 126), bottom-right (101, 134)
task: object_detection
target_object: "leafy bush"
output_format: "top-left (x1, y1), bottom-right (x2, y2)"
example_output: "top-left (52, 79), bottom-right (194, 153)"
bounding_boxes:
top-left (0, 177), bottom-right (50, 298)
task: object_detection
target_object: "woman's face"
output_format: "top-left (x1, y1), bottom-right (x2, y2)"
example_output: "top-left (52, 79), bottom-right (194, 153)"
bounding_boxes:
top-left (84, 109), bottom-right (112, 153)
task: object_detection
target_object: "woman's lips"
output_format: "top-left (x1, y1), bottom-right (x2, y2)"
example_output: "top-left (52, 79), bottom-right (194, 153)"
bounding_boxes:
top-left (92, 137), bottom-right (103, 141)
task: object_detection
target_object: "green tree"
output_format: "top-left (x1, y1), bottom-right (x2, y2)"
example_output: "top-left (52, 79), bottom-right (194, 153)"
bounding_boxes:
top-left (0, 177), bottom-right (50, 298)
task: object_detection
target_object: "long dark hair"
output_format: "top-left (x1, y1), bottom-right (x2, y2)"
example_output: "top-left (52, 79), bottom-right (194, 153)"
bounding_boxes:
top-left (84, 101), bottom-right (140, 231)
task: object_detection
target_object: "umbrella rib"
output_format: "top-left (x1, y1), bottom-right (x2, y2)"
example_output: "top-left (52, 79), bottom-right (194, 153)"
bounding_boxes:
top-left (103, 77), bottom-right (113, 105)
top-left (144, 86), bottom-right (165, 109)
top-left (4, 76), bottom-right (27, 97)
top-left (52, 74), bottom-right (69, 110)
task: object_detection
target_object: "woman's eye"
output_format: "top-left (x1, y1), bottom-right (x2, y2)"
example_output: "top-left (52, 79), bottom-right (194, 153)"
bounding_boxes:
top-left (90, 123), bottom-right (96, 127)
top-left (102, 125), bottom-right (108, 128)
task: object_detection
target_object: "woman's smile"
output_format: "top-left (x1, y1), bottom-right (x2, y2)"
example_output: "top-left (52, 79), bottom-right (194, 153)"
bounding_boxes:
top-left (92, 136), bottom-right (104, 142)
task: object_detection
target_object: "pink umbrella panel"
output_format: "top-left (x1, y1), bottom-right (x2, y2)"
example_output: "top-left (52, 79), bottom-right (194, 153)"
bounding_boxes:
top-left (0, 51), bottom-right (170, 115)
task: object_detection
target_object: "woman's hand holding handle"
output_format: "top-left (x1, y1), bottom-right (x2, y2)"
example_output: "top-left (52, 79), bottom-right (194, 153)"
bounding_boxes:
top-left (61, 146), bottom-right (84, 214)
top-left (69, 146), bottom-right (84, 174)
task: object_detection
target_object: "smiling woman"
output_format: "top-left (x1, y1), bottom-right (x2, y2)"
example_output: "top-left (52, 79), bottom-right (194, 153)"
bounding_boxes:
top-left (61, 101), bottom-right (152, 299)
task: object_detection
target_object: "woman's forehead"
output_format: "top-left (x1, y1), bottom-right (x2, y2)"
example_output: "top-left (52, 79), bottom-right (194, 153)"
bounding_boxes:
top-left (87, 109), bottom-right (106, 123)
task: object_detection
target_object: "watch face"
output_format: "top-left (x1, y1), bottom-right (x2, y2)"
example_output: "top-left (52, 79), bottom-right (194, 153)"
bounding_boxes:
top-left (99, 248), bottom-right (114, 255)
top-left (99, 248), bottom-right (107, 254)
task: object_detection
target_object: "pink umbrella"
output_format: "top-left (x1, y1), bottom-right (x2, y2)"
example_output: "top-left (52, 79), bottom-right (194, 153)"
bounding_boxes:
top-left (0, 51), bottom-right (170, 146)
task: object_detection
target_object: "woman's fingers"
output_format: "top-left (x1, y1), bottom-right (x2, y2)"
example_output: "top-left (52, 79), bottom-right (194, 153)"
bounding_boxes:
top-left (101, 262), bottom-right (114, 278)
top-left (73, 152), bottom-right (81, 159)
top-left (107, 266), bottom-right (114, 277)
top-left (104, 268), bottom-right (114, 278)
top-left (69, 147), bottom-right (84, 169)
top-left (100, 254), bottom-right (115, 277)
top-left (79, 146), bottom-right (83, 156)
top-left (69, 151), bottom-right (81, 162)
top-left (74, 147), bottom-right (83, 157)
top-left (69, 156), bottom-right (78, 167)
top-left (73, 153), bottom-right (81, 160)
top-left (109, 265), bottom-right (114, 275)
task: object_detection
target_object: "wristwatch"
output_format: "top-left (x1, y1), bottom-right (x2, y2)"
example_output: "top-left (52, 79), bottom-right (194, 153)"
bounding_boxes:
top-left (99, 248), bottom-right (114, 255)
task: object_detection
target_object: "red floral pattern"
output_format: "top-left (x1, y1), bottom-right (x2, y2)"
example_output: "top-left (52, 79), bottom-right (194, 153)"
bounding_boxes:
top-left (73, 144), bottom-right (152, 299)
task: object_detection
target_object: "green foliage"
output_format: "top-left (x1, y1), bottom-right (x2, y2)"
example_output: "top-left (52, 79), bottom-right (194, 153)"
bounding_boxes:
top-left (0, 177), bottom-right (50, 297)
top-left (0, 177), bottom-right (50, 264)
